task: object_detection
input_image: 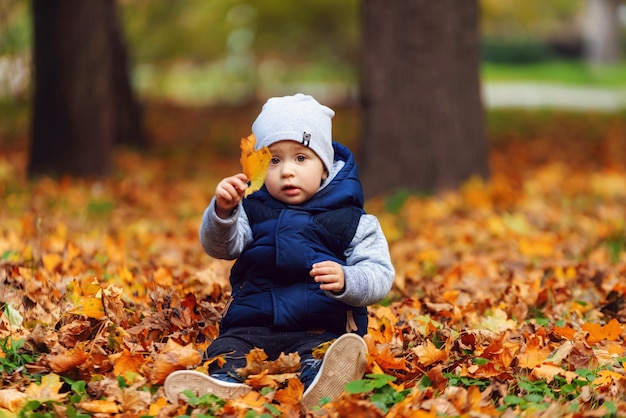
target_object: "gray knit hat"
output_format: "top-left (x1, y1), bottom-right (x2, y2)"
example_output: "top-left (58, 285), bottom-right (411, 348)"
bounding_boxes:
top-left (251, 93), bottom-right (335, 172)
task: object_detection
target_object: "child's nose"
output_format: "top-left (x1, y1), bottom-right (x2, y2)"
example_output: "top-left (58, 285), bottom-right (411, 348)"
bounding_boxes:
top-left (281, 163), bottom-right (295, 177)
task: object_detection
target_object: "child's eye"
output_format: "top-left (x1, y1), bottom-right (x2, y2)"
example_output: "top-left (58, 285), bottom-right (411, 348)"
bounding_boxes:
top-left (270, 157), bottom-right (280, 165)
top-left (296, 155), bottom-right (307, 162)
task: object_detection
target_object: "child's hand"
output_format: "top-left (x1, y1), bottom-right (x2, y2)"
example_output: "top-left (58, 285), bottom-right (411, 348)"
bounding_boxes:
top-left (310, 261), bottom-right (345, 293)
top-left (215, 173), bottom-right (248, 218)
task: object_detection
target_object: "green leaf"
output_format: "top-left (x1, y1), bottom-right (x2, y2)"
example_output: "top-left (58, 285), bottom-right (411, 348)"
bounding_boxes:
top-left (504, 395), bottom-right (524, 405)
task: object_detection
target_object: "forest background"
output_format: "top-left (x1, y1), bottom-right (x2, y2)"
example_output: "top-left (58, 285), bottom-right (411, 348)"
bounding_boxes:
top-left (1, 1), bottom-right (626, 417)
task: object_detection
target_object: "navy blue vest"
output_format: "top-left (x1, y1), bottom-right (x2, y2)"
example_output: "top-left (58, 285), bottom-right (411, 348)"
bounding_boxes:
top-left (220, 142), bottom-right (369, 336)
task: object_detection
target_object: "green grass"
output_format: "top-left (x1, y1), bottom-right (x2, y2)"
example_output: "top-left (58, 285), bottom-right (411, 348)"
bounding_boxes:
top-left (482, 60), bottom-right (626, 87)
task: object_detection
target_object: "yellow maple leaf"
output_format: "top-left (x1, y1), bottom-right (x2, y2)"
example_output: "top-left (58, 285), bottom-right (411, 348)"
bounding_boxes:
top-left (592, 369), bottom-right (625, 386)
top-left (24, 373), bottom-right (67, 402)
top-left (240, 134), bottom-right (271, 197)
top-left (148, 397), bottom-right (170, 416)
top-left (66, 278), bottom-right (106, 320)
top-left (42, 253), bottom-right (63, 273)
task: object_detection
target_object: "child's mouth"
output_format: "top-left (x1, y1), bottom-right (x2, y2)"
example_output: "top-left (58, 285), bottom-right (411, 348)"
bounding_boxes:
top-left (282, 185), bottom-right (299, 195)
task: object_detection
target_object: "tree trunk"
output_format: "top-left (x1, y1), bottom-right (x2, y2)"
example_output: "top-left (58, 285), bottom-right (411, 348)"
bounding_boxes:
top-left (359, 0), bottom-right (489, 198)
top-left (29, 0), bottom-right (144, 179)
top-left (584, 0), bottom-right (622, 65)
top-left (106, 0), bottom-right (146, 148)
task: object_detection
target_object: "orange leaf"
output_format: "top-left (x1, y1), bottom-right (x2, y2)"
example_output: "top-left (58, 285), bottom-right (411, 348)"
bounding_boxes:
top-left (516, 342), bottom-right (550, 369)
top-left (42, 253), bottom-right (63, 273)
top-left (47, 347), bottom-right (89, 373)
top-left (240, 133), bottom-right (271, 197)
top-left (552, 325), bottom-right (577, 340)
top-left (76, 400), bottom-right (119, 414)
top-left (148, 397), bottom-right (170, 416)
top-left (0, 388), bottom-right (28, 411)
top-left (413, 340), bottom-right (448, 366)
top-left (111, 349), bottom-right (146, 376)
top-left (531, 364), bottom-right (579, 384)
top-left (66, 278), bottom-right (106, 320)
top-left (583, 319), bottom-right (624, 345)
top-left (150, 340), bottom-right (202, 384)
top-left (274, 378), bottom-right (304, 407)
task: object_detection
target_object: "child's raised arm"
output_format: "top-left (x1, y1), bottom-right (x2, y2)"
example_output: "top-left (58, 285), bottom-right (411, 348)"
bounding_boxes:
top-left (214, 173), bottom-right (249, 219)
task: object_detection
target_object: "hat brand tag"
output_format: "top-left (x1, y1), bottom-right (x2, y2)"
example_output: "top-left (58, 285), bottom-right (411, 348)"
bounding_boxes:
top-left (302, 132), bottom-right (311, 147)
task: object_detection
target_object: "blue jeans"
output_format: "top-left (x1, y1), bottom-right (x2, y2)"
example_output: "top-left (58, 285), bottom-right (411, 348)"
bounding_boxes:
top-left (205, 327), bottom-right (337, 388)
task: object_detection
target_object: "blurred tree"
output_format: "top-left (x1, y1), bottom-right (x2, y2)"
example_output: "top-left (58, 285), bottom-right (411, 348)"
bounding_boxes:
top-left (29, 0), bottom-right (144, 178)
top-left (583, 0), bottom-right (622, 64)
top-left (359, 0), bottom-right (489, 197)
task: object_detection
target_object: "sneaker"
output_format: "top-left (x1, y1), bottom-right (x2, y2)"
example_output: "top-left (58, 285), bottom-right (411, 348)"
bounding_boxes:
top-left (300, 333), bottom-right (368, 411)
top-left (164, 370), bottom-right (251, 403)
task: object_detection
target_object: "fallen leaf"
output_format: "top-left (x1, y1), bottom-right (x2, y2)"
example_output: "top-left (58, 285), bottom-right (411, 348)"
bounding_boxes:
top-left (237, 349), bottom-right (300, 377)
top-left (47, 346), bottom-right (90, 373)
top-left (273, 378), bottom-right (304, 407)
top-left (76, 399), bottom-right (119, 414)
top-left (110, 349), bottom-right (146, 376)
top-left (531, 363), bottom-right (579, 384)
top-left (24, 373), bottom-right (67, 402)
top-left (149, 340), bottom-right (202, 384)
top-left (240, 133), bottom-right (271, 197)
top-left (583, 318), bottom-right (623, 345)
top-left (592, 370), bottom-right (625, 386)
top-left (66, 278), bottom-right (106, 320)
top-left (413, 340), bottom-right (448, 366)
top-left (0, 388), bottom-right (28, 411)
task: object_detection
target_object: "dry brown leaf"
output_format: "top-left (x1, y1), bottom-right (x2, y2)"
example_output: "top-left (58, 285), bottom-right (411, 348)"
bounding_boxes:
top-left (237, 350), bottom-right (300, 378)
top-left (149, 339), bottom-right (202, 384)
top-left (47, 346), bottom-right (90, 373)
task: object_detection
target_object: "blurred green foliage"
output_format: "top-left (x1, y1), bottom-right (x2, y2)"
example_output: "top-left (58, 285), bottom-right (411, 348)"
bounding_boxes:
top-left (120, 0), bottom-right (360, 101)
top-left (0, 1), bottom-right (30, 55)
top-left (1, 0), bottom-right (625, 104)
top-left (120, 0), bottom-right (359, 65)
top-left (482, 61), bottom-right (626, 87)
top-left (481, 0), bottom-right (582, 39)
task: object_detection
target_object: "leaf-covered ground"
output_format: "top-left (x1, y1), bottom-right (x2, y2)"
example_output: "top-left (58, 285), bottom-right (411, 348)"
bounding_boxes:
top-left (1, 108), bottom-right (626, 417)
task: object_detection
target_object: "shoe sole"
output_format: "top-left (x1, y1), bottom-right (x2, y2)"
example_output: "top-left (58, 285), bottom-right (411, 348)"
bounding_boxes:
top-left (300, 333), bottom-right (368, 411)
top-left (164, 370), bottom-right (251, 403)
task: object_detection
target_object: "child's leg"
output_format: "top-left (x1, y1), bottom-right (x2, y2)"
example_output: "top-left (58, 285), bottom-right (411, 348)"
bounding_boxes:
top-left (164, 328), bottom-right (257, 403)
top-left (205, 331), bottom-right (256, 382)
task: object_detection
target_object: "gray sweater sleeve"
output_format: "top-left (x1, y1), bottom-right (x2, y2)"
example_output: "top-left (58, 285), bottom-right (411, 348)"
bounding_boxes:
top-left (326, 214), bottom-right (395, 307)
top-left (199, 198), bottom-right (252, 260)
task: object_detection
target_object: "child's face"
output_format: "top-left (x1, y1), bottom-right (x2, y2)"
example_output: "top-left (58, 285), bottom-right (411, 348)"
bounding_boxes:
top-left (265, 140), bottom-right (328, 205)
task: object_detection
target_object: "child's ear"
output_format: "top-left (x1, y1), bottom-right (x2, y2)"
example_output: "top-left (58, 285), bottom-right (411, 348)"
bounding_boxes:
top-left (322, 169), bottom-right (329, 180)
